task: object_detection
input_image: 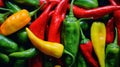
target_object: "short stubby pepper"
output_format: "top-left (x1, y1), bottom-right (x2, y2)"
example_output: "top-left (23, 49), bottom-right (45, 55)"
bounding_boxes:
top-left (0, 9), bottom-right (31, 36)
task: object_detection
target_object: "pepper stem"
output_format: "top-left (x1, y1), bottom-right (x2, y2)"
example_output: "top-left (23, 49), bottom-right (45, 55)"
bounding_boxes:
top-left (0, 8), bottom-right (13, 12)
top-left (80, 27), bottom-right (86, 40)
top-left (113, 27), bottom-right (118, 44)
top-left (69, 0), bottom-right (74, 17)
top-left (29, 1), bottom-right (46, 17)
top-left (64, 49), bottom-right (75, 66)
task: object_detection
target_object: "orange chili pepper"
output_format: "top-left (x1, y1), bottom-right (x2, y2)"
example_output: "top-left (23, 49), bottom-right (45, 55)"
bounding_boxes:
top-left (0, 9), bottom-right (31, 36)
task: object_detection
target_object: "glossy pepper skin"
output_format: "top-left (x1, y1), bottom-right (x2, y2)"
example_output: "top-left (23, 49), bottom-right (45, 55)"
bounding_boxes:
top-left (9, 48), bottom-right (38, 59)
top-left (105, 28), bottom-right (119, 67)
top-left (14, 0), bottom-right (39, 7)
top-left (61, 0), bottom-right (80, 66)
top-left (68, 4), bottom-right (120, 19)
top-left (106, 17), bottom-right (115, 44)
top-left (91, 22), bottom-right (106, 67)
top-left (26, 28), bottom-right (64, 58)
top-left (0, 9), bottom-right (31, 36)
top-left (0, 34), bottom-right (18, 54)
top-left (29, 3), bottom-right (56, 39)
top-left (48, 0), bottom-right (68, 43)
top-left (80, 27), bottom-right (99, 67)
top-left (74, 0), bottom-right (98, 9)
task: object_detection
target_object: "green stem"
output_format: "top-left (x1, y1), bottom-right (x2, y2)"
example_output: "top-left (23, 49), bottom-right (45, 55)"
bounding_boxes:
top-left (69, 0), bottom-right (74, 17)
top-left (113, 27), bottom-right (118, 44)
top-left (64, 49), bottom-right (75, 66)
top-left (29, 1), bottom-right (46, 17)
top-left (0, 8), bottom-right (13, 12)
top-left (80, 27), bottom-right (86, 40)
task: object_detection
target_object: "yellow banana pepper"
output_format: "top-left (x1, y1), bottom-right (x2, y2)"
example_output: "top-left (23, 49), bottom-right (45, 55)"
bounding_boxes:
top-left (0, 9), bottom-right (31, 36)
top-left (91, 22), bottom-right (106, 67)
top-left (26, 28), bottom-right (64, 58)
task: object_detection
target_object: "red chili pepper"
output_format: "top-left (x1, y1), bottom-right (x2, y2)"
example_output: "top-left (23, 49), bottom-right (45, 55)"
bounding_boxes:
top-left (109, 0), bottom-right (120, 5)
top-left (106, 17), bottom-right (115, 44)
top-left (48, 0), bottom-right (68, 43)
top-left (40, 0), bottom-right (60, 10)
top-left (114, 10), bottom-right (120, 46)
top-left (80, 28), bottom-right (99, 67)
top-left (29, 3), bottom-right (56, 39)
top-left (68, 4), bottom-right (120, 19)
top-left (0, 0), bottom-right (4, 7)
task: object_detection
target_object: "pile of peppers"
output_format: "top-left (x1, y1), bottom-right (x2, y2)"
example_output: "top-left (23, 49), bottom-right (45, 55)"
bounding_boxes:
top-left (0, 0), bottom-right (120, 67)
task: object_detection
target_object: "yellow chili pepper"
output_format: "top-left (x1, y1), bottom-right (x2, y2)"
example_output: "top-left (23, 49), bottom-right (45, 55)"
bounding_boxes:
top-left (26, 28), bottom-right (64, 58)
top-left (91, 22), bottom-right (106, 67)
top-left (0, 9), bottom-right (31, 36)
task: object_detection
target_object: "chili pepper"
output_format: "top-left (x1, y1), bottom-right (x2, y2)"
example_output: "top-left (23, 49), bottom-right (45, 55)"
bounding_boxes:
top-left (0, 0), bottom-right (4, 7)
top-left (0, 52), bottom-right (9, 64)
top-left (0, 9), bottom-right (31, 36)
top-left (48, 0), bottom-right (68, 43)
top-left (68, 4), bottom-right (120, 19)
top-left (114, 10), bottom-right (120, 46)
top-left (76, 51), bottom-right (87, 67)
top-left (74, 0), bottom-right (98, 9)
top-left (0, 12), bottom-right (11, 24)
top-left (26, 28), bottom-right (64, 58)
top-left (9, 48), bottom-right (38, 59)
top-left (61, 0), bottom-right (80, 66)
top-left (106, 17), bottom-right (115, 44)
top-left (14, 0), bottom-right (39, 7)
top-left (29, 3), bottom-right (56, 39)
top-left (80, 27), bottom-right (99, 67)
top-left (0, 34), bottom-right (18, 54)
top-left (105, 28), bottom-right (119, 67)
top-left (91, 22), bottom-right (106, 67)
top-left (109, 0), bottom-right (120, 5)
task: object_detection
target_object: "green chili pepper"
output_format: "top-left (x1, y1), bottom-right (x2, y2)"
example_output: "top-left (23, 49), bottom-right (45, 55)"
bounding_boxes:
top-left (61, 0), bottom-right (80, 66)
top-left (74, 0), bottom-right (98, 9)
top-left (9, 48), bottom-right (38, 59)
top-left (14, 0), bottom-right (39, 7)
top-left (76, 51), bottom-right (87, 67)
top-left (0, 52), bottom-right (9, 64)
top-left (0, 12), bottom-right (11, 23)
top-left (0, 34), bottom-right (18, 54)
top-left (105, 27), bottom-right (119, 67)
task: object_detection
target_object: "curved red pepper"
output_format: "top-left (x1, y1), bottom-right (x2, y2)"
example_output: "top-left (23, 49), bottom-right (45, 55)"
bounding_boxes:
top-left (80, 27), bottom-right (98, 67)
top-left (106, 17), bottom-right (115, 44)
top-left (48, 0), bottom-right (68, 43)
top-left (29, 3), bottom-right (56, 39)
top-left (68, 4), bottom-right (120, 19)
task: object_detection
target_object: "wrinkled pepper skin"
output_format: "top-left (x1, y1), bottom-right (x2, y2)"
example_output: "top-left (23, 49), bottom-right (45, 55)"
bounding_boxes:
top-left (105, 28), bottom-right (119, 67)
top-left (0, 34), bottom-right (18, 54)
top-left (0, 9), bottom-right (31, 36)
top-left (91, 22), bottom-right (106, 67)
top-left (61, 0), bottom-right (80, 66)
top-left (74, 0), bottom-right (98, 9)
top-left (26, 28), bottom-right (64, 58)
